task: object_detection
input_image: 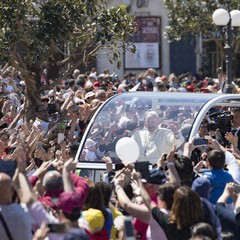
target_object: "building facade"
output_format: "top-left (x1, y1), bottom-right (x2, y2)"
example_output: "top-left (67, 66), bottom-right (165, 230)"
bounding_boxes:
top-left (96, 0), bottom-right (198, 80)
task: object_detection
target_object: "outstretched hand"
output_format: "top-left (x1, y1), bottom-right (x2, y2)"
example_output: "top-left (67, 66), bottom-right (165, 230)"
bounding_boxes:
top-left (34, 161), bottom-right (52, 180)
top-left (205, 136), bottom-right (221, 150)
top-left (32, 222), bottom-right (50, 240)
top-left (223, 182), bottom-right (237, 197)
top-left (166, 145), bottom-right (176, 163)
top-left (225, 132), bottom-right (238, 147)
top-left (64, 159), bottom-right (76, 172)
top-left (114, 171), bottom-right (126, 188)
top-left (168, 124), bottom-right (179, 135)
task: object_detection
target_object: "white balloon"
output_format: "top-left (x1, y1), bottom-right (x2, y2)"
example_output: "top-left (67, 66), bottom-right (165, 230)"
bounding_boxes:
top-left (115, 137), bottom-right (140, 162)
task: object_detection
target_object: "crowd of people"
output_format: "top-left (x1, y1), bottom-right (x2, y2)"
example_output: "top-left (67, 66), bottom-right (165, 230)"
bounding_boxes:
top-left (1, 65), bottom-right (240, 240)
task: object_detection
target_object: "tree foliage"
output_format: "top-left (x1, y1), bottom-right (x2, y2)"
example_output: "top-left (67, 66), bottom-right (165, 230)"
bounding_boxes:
top-left (164, 0), bottom-right (240, 41)
top-left (0, 0), bottom-right (135, 82)
top-left (0, 0), bottom-right (135, 117)
top-left (164, 0), bottom-right (240, 76)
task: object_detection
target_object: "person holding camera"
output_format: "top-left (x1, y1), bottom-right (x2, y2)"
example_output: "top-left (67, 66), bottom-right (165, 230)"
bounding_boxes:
top-left (113, 148), bottom-right (180, 240)
top-left (188, 120), bottom-right (210, 166)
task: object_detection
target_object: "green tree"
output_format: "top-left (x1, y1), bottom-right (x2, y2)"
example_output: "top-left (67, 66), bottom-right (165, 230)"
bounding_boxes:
top-left (0, 0), bottom-right (135, 118)
top-left (164, 0), bottom-right (240, 73)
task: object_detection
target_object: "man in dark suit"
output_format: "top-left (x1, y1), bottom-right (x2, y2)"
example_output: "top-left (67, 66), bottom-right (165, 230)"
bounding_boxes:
top-left (231, 108), bottom-right (240, 150)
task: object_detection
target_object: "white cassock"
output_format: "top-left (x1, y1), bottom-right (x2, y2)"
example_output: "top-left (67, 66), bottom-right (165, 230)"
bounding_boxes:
top-left (132, 127), bottom-right (184, 165)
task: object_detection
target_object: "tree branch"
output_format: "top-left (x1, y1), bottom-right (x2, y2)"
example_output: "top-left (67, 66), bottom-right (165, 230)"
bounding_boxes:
top-left (61, 44), bottom-right (102, 79)
top-left (57, 56), bottom-right (75, 66)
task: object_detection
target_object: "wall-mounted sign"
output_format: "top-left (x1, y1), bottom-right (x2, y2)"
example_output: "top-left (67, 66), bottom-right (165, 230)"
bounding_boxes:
top-left (125, 17), bottom-right (161, 69)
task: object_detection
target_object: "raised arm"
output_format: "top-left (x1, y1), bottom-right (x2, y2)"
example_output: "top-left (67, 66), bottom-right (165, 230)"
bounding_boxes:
top-left (114, 171), bottom-right (150, 223)
top-left (14, 145), bottom-right (37, 206)
top-left (165, 147), bottom-right (181, 186)
top-left (62, 159), bottom-right (76, 193)
top-left (137, 173), bottom-right (156, 212)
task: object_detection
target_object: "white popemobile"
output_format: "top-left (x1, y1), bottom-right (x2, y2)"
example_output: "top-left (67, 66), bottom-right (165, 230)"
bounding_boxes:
top-left (75, 92), bottom-right (240, 181)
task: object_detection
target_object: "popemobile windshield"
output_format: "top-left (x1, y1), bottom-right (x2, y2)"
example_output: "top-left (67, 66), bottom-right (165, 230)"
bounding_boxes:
top-left (75, 92), bottom-right (240, 179)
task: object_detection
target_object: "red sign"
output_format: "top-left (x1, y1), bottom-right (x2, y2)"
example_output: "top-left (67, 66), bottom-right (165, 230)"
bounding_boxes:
top-left (132, 17), bottom-right (160, 43)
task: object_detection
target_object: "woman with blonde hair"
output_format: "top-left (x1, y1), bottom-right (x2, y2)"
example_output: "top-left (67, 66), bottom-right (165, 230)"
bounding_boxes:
top-left (168, 73), bottom-right (179, 89)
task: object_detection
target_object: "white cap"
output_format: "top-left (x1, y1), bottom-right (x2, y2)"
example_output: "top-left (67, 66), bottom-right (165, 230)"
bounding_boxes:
top-left (118, 83), bottom-right (127, 90)
top-left (85, 91), bottom-right (95, 99)
top-left (155, 77), bottom-right (163, 84)
top-left (19, 81), bottom-right (26, 86)
top-left (89, 73), bottom-right (98, 81)
top-left (207, 85), bottom-right (213, 92)
top-left (74, 97), bottom-right (85, 104)
top-left (177, 87), bottom-right (187, 92)
top-left (85, 81), bottom-right (93, 88)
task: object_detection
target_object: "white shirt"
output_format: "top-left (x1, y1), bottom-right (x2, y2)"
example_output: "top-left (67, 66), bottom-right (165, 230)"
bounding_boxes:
top-left (225, 150), bottom-right (240, 184)
top-left (33, 118), bottom-right (49, 132)
top-left (5, 84), bottom-right (14, 93)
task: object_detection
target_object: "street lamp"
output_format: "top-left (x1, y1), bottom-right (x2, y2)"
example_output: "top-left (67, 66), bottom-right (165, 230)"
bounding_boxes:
top-left (212, 1), bottom-right (240, 93)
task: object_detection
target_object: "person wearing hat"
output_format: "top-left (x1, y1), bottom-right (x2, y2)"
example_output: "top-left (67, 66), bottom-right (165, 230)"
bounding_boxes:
top-left (84, 91), bottom-right (95, 103)
top-left (113, 168), bottom-right (169, 240)
top-left (84, 138), bottom-right (98, 162)
top-left (93, 81), bottom-right (101, 90)
top-left (25, 159), bottom-right (91, 240)
top-left (154, 77), bottom-right (167, 92)
top-left (113, 148), bottom-right (181, 240)
top-left (131, 110), bottom-right (184, 165)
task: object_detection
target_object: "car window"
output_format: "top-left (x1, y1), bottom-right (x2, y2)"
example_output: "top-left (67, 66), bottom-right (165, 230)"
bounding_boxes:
top-left (76, 92), bottom-right (218, 163)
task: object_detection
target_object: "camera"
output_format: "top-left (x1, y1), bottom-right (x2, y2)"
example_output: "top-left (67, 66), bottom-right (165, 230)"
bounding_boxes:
top-left (194, 137), bottom-right (208, 147)
top-left (47, 223), bottom-right (66, 233)
top-left (124, 216), bottom-right (135, 240)
top-left (135, 161), bottom-right (149, 179)
top-left (208, 111), bottom-right (233, 134)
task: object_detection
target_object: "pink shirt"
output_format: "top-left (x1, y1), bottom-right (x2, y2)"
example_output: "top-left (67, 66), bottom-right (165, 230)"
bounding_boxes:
top-left (146, 214), bottom-right (168, 240)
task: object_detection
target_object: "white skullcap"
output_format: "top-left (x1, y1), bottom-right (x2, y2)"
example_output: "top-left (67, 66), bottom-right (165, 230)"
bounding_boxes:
top-left (85, 139), bottom-right (97, 149)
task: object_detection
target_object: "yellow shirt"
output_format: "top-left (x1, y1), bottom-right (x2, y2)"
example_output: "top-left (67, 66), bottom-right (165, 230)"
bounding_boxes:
top-left (109, 206), bottom-right (123, 240)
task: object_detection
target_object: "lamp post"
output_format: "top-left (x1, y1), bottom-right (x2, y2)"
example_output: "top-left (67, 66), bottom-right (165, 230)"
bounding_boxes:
top-left (212, 1), bottom-right (240, 93)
